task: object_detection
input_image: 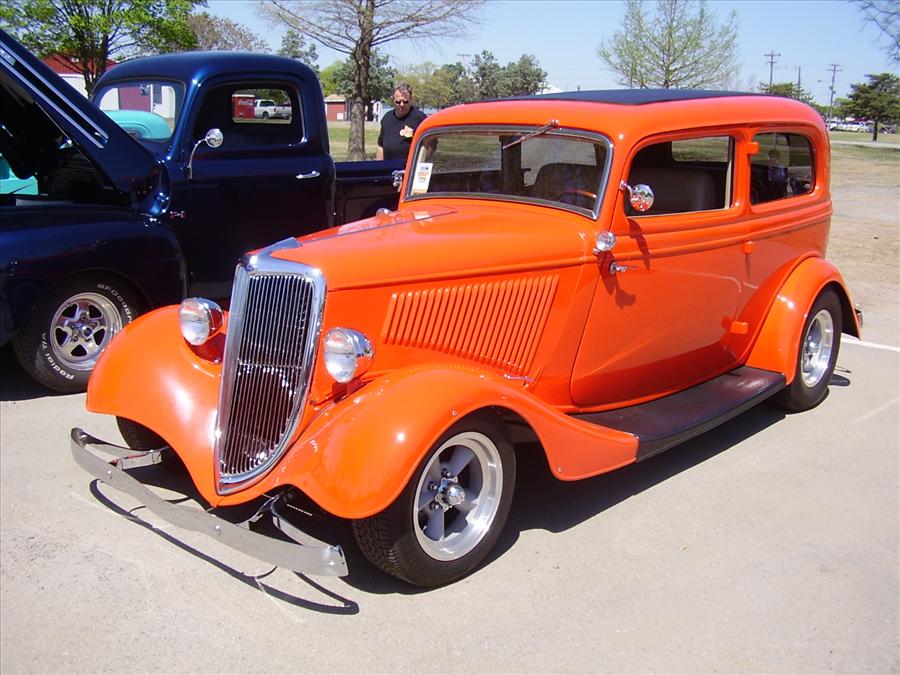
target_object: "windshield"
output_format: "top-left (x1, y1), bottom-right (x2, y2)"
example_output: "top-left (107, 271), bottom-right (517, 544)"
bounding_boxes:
top-left (405, 126), bottom-right (611, 215)
top-left (93, 80), bottom-right (184, 143)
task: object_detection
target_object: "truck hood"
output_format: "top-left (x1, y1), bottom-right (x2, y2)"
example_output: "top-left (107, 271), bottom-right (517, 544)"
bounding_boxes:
top-left (273, 201), bottom-right (593, 290)
top-left (0, 29), bottom-right (159, 202)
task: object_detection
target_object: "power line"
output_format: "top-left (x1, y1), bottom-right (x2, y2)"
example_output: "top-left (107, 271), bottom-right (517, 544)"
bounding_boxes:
top-left (826, 63), bottom-right (841, 120)
top-left (764, 51), bottom-right (780, 87)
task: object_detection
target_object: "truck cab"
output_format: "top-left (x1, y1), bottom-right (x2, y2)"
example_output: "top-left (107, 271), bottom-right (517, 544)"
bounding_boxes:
top-left (0, 31), bottom-right (401, 392)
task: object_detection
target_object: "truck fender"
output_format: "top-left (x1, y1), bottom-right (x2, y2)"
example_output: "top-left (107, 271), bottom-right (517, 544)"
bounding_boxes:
top-left (265, 365), bottom-right (638, 519)
top-left (746, 257), bottom-right (860, 384)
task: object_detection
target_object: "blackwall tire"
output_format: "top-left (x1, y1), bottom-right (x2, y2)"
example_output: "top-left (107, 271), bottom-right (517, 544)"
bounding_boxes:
top-left (774, 288), bottom-right (842, 412)
top-left (352, 412), bottom-right (516, 587)
top-left (117, 417), bottom-right (167, 451)
top-left (12, 277), bottom-right (140, 393)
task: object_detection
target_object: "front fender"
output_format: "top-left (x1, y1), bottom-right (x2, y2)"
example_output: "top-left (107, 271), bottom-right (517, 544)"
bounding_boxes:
top-left (747, 257), bottom-right (859, 383)
top-left (88, 312), bottom-right (637, 518)
top-left (252, 365), bottom-right (637, 519)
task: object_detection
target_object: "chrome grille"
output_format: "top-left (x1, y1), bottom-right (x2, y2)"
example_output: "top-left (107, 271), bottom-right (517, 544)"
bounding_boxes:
top-left (215, 245), bottom-right (325, 493)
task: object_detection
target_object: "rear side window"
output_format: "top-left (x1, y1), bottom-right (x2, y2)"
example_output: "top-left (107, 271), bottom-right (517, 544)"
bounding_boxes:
top-left (750, 132), bottom-right (814, 204)
top-left (192, 83), bottom-right (303, 147)
top-left (627, 136), bottom-right (733, 215)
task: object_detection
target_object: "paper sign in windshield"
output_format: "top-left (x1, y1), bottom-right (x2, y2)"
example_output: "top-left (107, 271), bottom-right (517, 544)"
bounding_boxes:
top-left (411, 162), bottom-right (433, 195)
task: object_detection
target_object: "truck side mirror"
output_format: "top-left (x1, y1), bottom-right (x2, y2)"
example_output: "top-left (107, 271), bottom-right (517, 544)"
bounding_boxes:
top-left (186, 128), bottom-right (224, 180)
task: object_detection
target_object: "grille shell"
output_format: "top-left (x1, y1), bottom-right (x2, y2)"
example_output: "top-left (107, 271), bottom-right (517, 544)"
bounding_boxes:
top-left (215, 249), bottom-right (325, 494)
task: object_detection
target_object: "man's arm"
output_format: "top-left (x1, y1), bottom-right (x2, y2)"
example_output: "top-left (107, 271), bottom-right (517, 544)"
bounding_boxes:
top-left (376, 145), bottom-right (384, 160)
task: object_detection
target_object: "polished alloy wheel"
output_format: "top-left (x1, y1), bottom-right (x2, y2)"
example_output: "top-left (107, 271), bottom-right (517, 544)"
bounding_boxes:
top-left (800, 308), bottom-right (834, 388)
top-left (413, 430), bottom-right (503, 561)
top-left (50, 292), bottom-right (123, 371)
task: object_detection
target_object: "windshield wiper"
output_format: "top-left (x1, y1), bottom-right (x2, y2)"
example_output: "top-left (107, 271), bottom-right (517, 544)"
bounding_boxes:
top-left (502, 119), bottom-right (559, 150)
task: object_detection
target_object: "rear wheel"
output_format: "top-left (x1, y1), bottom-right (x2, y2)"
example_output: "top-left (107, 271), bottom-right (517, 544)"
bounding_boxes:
top-left (12, 276), bottom-right (140, 393)
top-left (353, 412), bottom-right (516, 587)
top-left (774, 288), bottom-right (842, 412)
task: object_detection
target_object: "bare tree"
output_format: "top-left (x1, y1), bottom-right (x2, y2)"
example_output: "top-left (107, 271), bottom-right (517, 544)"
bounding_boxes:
top-left (261, 0), bottom-right (484, 160)
top-left (853, 0), bottom-right (900, 65)
top-left (598, 0), bottom-right (739, 89)
top-left (187, 12), bottom-right (267, 52)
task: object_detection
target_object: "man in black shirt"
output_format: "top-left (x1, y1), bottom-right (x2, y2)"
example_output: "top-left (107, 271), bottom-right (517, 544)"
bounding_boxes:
top-left (376, 83), bottom-right (427, 161)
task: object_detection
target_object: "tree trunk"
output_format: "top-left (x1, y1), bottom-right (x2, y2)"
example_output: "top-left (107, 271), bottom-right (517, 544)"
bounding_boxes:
top-left (346, 0), bottom-right (375, 161)
top-left (872, 118), bottom-right (880, 142)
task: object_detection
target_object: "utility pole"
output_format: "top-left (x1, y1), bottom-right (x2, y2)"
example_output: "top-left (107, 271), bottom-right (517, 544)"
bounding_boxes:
top-left (826, 63), bottom-right (841, 121)
top-left (765, 51), bottom-right (780, 88)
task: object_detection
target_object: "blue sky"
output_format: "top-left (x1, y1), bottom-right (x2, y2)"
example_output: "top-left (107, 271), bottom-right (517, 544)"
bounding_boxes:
top-left (207, 0), bottom-right (896, 105)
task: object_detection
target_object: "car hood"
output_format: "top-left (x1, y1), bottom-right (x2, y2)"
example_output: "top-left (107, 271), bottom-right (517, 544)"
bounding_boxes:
top-left (0, 29), bottom-right (158, 202)
top-left (272, 201), bottom-right (593, 290)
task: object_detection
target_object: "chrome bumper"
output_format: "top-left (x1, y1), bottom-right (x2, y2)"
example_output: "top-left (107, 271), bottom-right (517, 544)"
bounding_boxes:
top-left (70, 428), bottom-right (348, 577)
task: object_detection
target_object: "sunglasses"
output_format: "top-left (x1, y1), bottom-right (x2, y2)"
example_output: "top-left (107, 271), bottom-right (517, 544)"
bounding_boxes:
top-left (394, 99), bottom-right (410, 105)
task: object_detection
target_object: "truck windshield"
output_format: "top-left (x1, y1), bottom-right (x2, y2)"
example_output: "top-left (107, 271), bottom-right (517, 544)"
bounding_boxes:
top-left (94, 80), bottom-right (184, 143)
top-left (406, 127), bottom-right (611, 215)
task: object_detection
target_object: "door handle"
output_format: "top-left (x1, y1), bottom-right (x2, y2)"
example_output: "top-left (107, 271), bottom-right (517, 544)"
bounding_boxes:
top-left (295, 170), bottom-right (321, 180)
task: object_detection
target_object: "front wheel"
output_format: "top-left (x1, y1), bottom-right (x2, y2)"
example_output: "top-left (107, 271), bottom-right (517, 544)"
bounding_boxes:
top-left (774, 288), bottom-right (842, 412)
top-left (353, 412), bottom-right (516, 587)
top-left (12, 276), bottom-right (140, 393)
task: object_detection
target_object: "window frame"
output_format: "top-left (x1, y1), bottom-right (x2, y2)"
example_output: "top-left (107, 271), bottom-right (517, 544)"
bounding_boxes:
top-left (404, 125), bottom-right (614, 219)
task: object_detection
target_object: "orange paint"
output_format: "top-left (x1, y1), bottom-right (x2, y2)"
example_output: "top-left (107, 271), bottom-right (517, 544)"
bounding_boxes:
top-left (86, 93), bottom-right (857, 519)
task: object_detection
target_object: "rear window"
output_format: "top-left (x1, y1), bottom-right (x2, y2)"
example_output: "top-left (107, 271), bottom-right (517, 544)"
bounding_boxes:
top-left (750, 132), bottom-right (814, 204)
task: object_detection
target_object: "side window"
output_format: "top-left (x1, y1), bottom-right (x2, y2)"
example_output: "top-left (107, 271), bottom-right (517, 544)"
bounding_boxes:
top-left (627, 136), bottom-right (732, 215)
top-left (192, 84), bottom-right (303, 147)
top-left (750, 132), bottom-right (814, 204)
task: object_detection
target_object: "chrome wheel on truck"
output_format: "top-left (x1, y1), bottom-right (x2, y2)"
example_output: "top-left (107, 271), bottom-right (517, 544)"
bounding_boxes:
top-left (12, 276), bottom-right (139, 393)
top-left (353, 412), bottom-right (516, 587)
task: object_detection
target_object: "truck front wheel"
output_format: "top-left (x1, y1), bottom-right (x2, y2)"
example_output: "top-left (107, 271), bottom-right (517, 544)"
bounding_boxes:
top-left (12, 276), bottom-right (140, 393)
top-left (352, 412), bottom-right (516, 587)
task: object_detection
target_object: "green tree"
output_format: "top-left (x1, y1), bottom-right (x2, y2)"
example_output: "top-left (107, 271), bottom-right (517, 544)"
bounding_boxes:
top-left (187, 12), bottom-right (266, 52)
top-left (261, 0), bottom-right (484, 160)
top-left (326, 52), bottom-right (396, 120)
top-left (278, 28), bottom-right (318, 73)
top-left (759, 81), bottom-right (814, 104)
top-left (843, 72), bottom-right (900, 141)
top-left (598, 0), bottom-right (739, 89)
top-left (0, 0), bottom-right (201, 95)
top-left (470, 50), bottom-right (503, 99)
top-left (498, 54), bottom-right (546, 97)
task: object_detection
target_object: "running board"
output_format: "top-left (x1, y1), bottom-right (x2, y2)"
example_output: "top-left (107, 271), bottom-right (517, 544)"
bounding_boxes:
top-left (571, 367), bottom-right (786, 461)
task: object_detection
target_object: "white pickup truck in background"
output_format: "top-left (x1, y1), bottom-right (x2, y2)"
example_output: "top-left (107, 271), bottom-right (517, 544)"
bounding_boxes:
top-left (253, 98), bottom-right (291, 119)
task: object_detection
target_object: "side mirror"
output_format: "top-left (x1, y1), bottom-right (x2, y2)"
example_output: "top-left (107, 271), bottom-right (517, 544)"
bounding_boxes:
top-left (186, 128), bottom-right (224, 180)
top-left (620, 180), bottom-right (654, 212)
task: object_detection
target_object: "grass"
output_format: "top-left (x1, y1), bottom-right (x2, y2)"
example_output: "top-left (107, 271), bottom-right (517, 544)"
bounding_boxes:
top-left (828, 130), bottom-right (899, 145)
top-left (327, 121), bottom-right (381, 161)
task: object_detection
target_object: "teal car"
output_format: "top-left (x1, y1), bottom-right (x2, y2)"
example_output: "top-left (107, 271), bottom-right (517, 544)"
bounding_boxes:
top-left (103, 109), bottom-right (172, 142)
top-left (0, 153), bottom-right (37, 195)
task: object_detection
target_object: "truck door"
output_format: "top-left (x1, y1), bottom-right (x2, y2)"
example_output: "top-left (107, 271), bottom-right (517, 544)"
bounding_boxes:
top-left (570, 134), bottom-right (747, 407)
top-left (178, 78), bottom-right (334, 298)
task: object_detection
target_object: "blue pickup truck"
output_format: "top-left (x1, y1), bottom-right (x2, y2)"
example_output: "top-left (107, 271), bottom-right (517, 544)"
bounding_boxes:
top-left (0, 30), bottom-right (402, 393)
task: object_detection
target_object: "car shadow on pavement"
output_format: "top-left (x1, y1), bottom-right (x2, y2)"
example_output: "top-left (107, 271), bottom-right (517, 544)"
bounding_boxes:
top-left (487, 402), bottom-right (788, 567)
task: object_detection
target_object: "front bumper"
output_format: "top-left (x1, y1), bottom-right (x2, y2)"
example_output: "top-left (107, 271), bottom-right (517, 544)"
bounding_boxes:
top-left (70, 428), bottom-right (348, 577)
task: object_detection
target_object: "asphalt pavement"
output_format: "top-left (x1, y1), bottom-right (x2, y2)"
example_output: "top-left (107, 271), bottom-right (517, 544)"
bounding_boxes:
top-left (0, 338), bottom-right (897, 673)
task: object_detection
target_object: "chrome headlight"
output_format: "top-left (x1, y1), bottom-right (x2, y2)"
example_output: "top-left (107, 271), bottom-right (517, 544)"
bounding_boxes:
top-left (324, 328), bottom-right (373, 383)
top-left (179, 298), bottom-right (223, 346)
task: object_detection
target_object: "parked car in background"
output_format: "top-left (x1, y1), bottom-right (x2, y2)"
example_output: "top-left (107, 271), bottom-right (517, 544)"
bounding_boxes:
top-left (0, 29), bottom-right (402, 393)
top-left (253, 98), bottom-right (291, 119)
top-left (73, 89), bottom-right (860, 587)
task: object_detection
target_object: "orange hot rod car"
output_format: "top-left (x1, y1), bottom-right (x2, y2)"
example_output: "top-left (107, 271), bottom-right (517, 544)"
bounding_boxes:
top-left (72, 90), bottom-right (860, 587)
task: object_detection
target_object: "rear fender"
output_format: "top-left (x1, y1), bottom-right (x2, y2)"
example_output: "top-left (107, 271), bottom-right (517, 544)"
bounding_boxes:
top-left (256, 365), bottom-right (638, 519)
top-left (747, 257), bottom-right (860, 384)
